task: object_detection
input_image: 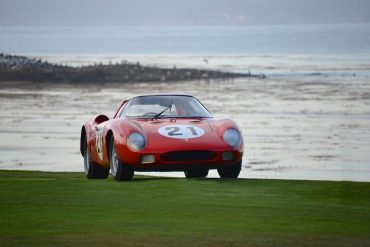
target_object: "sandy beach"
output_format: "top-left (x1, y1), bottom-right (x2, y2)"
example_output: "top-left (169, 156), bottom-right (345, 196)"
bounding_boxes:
top-left (1, 73), bottom-right (369, 181)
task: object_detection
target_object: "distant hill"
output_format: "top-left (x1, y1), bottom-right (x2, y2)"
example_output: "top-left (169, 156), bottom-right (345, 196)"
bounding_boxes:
top-left (0, 53), bottom-right (264, 83)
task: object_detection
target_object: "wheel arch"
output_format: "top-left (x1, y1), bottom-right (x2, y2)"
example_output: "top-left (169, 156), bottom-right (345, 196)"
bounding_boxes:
top-left (80, 126), bottom-right (87, 157)
top-left (105, 129), bottom-right (114, 162)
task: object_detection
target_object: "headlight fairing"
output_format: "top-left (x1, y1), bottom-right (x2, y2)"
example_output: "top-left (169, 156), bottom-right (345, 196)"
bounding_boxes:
top-left (223, 129), bottom-right (241, 148)
top-left (127, 132), bottom-right (146, 151)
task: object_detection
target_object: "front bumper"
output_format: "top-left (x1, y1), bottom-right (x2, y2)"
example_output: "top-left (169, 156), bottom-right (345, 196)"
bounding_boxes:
top-left (117, 147), bottom-right (243, 171)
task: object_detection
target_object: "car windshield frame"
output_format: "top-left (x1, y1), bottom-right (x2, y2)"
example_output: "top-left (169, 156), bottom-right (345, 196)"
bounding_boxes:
top-left (119, 95), bottom-right (213, 119)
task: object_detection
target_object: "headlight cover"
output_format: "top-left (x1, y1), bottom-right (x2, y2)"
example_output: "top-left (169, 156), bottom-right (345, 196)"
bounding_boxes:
top-left (127, 132), bottom-right (146, 151)
top-left (223, 129), bottom-right (241, 148)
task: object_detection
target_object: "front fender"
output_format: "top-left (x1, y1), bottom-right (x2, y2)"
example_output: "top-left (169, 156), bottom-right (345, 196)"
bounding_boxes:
top-left (211, 118), bottom-right (244, 151)
top-left (110, 120), bottom-right (145, 164)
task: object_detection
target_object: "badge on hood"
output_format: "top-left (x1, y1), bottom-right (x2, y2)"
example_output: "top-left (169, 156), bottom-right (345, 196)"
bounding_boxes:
top-left (158, 125), bottom-right (205, 139)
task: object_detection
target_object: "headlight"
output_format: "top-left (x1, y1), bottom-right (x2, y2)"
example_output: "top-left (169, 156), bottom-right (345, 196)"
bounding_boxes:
top-left (223, 129), bottom-right (241, 147)
top-left (127, 132), bottom-right (146, 151)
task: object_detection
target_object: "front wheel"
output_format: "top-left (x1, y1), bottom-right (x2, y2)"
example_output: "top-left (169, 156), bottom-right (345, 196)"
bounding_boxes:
top-left (84, 139), bottom-right (109, 179)
top-left (217, 161), bottom-right (242, 179)
top-left (110, 137), bottom-right (134, 181)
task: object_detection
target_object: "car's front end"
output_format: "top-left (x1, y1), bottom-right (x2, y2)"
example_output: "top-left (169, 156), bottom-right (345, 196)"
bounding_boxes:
top-left (113, 117), bottom-right (243, 173)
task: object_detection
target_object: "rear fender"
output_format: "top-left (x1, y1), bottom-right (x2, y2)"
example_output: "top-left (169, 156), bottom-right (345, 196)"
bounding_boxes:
top-left (80, 114), bottom-right (110, 158)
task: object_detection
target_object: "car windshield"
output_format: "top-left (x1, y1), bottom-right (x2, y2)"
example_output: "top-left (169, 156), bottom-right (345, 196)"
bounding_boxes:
top-left (120, 95), bottom-right (212, 119)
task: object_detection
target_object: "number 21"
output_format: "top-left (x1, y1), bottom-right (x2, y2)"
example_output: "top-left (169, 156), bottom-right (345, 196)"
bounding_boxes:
top-left (165, 126), bottom-right (198, 136)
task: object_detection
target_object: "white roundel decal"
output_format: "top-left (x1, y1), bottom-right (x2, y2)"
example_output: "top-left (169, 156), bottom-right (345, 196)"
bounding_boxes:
top-left (158, 125), bottom-right (205, 139)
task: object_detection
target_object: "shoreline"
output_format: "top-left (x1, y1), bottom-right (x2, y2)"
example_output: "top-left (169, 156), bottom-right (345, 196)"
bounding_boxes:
top-left (0, 53), bottom-right (265, 83)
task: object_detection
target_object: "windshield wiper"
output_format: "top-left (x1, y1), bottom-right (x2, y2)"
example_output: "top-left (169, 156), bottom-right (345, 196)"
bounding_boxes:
top-left (154, 99), bottom-right (173, 119)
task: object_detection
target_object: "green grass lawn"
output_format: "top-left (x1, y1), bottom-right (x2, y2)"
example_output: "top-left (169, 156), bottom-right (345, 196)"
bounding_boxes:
top-left (0, 170), bottom-right (370, 246)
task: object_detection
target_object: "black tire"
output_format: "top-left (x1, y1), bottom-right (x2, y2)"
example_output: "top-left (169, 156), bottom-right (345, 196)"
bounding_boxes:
top-left (110, 137), bottom-right (134, 181)
top-left (184, 168), bottom-right (209, 178)
top-left (84, 138), bottom-right (109, 179)
top-left (217, 161), bottom-right (242, 179)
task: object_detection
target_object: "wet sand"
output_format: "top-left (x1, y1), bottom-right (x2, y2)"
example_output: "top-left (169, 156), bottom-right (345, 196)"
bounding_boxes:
top-left (1, 76), bottom-right (370, 181)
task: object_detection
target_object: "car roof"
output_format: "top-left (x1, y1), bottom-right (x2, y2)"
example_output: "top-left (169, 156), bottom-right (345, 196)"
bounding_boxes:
top-left (125, 93), bottom-right (196, 101)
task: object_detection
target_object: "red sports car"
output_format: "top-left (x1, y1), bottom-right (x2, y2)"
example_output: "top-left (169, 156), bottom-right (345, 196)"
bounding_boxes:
top-left (80, 94), bottom-right (243, 181)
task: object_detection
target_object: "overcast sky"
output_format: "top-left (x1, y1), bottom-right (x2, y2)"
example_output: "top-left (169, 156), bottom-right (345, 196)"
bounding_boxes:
top-left (0, 0), bottom-right (369, 26)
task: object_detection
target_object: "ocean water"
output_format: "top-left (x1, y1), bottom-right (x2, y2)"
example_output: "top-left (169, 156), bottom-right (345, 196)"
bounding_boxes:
top-left (1, 24), bottom-right (370, 77)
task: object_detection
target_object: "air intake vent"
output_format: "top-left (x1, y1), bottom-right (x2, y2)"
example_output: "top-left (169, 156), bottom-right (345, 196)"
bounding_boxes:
top-left (161, 150), bottom-right (217, 162)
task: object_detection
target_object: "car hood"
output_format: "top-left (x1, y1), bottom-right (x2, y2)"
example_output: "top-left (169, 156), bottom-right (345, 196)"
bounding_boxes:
top-left (131, 118), bottom-right (231, 152)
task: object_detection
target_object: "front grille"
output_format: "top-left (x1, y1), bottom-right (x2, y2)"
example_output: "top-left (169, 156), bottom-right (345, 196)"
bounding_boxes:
top-left (161, 150), bottom-right (217, 162)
